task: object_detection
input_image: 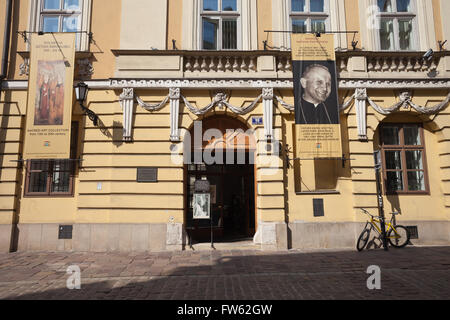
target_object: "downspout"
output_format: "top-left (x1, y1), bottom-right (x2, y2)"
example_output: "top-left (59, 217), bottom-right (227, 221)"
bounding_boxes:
top-left (0, 0), bottom-right (13, 97)
top-left (0, 0), bottom-right (13, 252)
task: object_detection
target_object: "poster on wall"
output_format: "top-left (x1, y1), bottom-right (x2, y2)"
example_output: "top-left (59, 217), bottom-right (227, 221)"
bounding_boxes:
top-left (291, 33), bottom-right (342, 158)
top-left (23, 33), bottom-right (76, 159)
top-left (193, 193), bottom-right (210, 219)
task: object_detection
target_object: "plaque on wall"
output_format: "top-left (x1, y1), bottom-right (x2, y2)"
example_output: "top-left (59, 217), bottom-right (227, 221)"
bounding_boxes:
top-left (137, 167), bottom-right (158, 182)
top-left (194, 179), bottom-right (210, 193)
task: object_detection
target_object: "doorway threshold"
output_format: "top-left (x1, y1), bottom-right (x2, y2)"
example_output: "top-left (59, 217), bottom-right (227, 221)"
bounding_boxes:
top-left (187, 239), bottom-right (258, 251)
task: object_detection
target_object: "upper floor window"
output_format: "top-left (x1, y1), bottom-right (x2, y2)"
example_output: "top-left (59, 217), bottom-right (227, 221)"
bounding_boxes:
top-left (201, 0), bottom-right (240, 49)
top-left (377, 0), bottom-right (416, 50)
top-left (380, 123), bottom-right (428, 194)
top-left (290, 0), bottom-right (329, 34)
top-left (31, 0), bottom-right (90, 51)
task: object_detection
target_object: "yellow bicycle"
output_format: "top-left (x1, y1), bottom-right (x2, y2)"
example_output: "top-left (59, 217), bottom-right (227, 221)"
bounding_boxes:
top-left (356, 208), bottom-right (410, 251)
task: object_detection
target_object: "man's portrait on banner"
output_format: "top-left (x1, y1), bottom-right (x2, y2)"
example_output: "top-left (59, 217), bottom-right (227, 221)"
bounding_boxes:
top-left (34, 60), bottom-right (65, 126)
top-left (294, 62), bottom-right (339, 125)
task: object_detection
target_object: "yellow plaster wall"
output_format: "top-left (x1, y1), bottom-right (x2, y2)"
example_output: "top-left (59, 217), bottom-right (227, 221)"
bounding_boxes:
top-left (167, 0), bottom-right (183, 50)
top-left (257, 0), bottom-right (272, 50)
top-left (90, 0), bottom-right (121, 79)
top-left (432, 0), bottom-right (443, 49)
top-left (344, 0), bottom-right (361, 50)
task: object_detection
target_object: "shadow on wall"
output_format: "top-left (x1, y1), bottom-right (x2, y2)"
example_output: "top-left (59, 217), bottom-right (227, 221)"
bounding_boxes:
top-left (2, 246), bottom-right (449, 300)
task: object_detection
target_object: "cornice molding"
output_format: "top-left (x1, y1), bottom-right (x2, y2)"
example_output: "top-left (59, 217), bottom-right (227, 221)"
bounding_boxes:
top-left (2, 78), bottom-right (450, 91)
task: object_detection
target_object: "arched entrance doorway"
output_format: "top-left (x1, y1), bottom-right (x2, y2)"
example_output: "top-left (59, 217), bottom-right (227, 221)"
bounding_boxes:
top-left (185, 115), bottom-right (256, 243)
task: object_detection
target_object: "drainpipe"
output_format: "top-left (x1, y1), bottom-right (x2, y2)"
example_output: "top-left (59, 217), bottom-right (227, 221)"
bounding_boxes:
top-left (0, 0), bottom-right (13, 98)
top-left (1, 0), bottom-right (13, 252)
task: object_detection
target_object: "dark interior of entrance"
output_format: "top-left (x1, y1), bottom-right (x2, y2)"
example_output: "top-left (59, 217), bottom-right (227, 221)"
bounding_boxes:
top-left (186, 152), bottom-right (255, 243)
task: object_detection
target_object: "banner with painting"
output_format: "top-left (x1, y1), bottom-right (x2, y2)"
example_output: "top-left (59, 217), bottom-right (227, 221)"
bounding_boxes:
top-left (291, 33), bottom-right (342, 158)
top-left (23, 33), bottom-right (75, 159)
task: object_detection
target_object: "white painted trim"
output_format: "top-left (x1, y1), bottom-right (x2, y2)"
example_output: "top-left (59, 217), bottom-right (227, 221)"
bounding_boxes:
top-left (4, 79), bottom-right (450, 91)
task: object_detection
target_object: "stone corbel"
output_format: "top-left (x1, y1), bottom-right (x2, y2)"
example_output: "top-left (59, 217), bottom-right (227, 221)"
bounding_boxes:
top-left (169, 88), bottom-right (181, 142)
top-left (355, 88), bottom-right (368, 141)
top-left (262, 88), bottom-right (274, 140)
top-left (119, 88), bottom-right (134, 142)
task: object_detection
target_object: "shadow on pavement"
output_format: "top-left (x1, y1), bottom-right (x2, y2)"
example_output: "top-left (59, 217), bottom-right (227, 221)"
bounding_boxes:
top-left (1, 246), bottom-right (449, 300)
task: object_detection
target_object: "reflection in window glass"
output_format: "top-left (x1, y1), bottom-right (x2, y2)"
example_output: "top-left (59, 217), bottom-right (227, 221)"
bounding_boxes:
top-left (44, 0), bottom-right (60, 10)
top-left (382, 126), bottom-right (400, 145)
top-left (64, 0), bottom-right (80, 10)
top-left (396, 0), bottom-right (411, 12)
top-left (62, 15), bottom-right (79, 32)
top-left (407, 171), bottom-right (425, 191)
top-left (310, 0), bottom-right (324, 12)
top-left (222, 20), bottom-right (237, 49)
top-left (292, 19), bottom-right (306, 33)
top-left (404, 125), bottom-right (421, 145)
top-left (406, 150), bottom-right (423, 170)
top-left (385, 151), bottom-right (402, 170)
top-left (311, 19), bottom-right (326, 33)
top-left (203, 18), bottom-right (218, 49)
top-left (387, 171), bottom-right (403, 191)
top-left (377, 0), bottom-right (393, 12)
top-left (222, 0), bottom-right (236, 11)
top-left (398, 19), bottom-right (412, 50)
top-left (42, 16), bottom-right (59, 32)
top-left (380, 19), bottom-right (394, 50)
top-left (292, 0), bottom-right (306, 12)
top-left (203, 0), bottom-right (218, 11)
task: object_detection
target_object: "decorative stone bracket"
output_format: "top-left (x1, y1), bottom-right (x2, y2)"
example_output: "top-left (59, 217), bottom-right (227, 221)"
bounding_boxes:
top-left (262, 88), bottom-right (274, 140)
top-left (169, 88), bottom-right (181, 142)
top-left (119, 88), bottom-right (134, 142)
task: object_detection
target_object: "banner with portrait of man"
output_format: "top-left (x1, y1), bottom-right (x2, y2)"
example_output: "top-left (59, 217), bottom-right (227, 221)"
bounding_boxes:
top-left (291, 33), bottom-right (342, 158)
top-left (23, 33), bottom-right (76, 159)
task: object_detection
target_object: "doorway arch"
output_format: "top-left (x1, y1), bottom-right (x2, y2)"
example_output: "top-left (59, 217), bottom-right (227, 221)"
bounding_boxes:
top-left (184, 115), bottom-right (257, 243)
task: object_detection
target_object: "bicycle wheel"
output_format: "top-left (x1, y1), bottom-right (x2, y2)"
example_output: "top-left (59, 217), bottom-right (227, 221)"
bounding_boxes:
top-left (357, 228), bottom-right (371, 251)
top-left (387, 225), bottom-right (410, 248)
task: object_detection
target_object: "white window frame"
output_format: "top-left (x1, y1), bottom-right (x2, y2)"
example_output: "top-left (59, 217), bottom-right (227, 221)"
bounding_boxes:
top-left (289, 0), bottom-right (331, 33)
top-left (199, 0), bottom-right (242, 50)
top-left (29, 0), bottom-right (91, 51)
top-left (375, 0), bottom-right (418, 51)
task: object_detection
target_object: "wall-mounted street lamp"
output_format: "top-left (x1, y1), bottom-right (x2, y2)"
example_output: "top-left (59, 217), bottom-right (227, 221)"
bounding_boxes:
top-left (75, 82), bottom-right (98, 126)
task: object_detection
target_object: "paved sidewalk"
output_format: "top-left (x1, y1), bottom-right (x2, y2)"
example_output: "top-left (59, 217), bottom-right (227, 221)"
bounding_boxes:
top-left (0, 246), bottom-right (449, 300)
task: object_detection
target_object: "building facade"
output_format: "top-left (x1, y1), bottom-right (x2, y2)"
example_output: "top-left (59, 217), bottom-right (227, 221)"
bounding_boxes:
top-left (0, 0), bottom-right (449, 252)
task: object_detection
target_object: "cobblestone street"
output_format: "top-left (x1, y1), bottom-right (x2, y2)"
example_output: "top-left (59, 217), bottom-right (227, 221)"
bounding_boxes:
top-left (0, 246), bottom-right (449, 300)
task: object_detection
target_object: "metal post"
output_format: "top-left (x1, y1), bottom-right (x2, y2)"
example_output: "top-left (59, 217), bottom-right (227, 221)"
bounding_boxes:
top-left (374, 151), bottom-right (388, 251)
top-left (210, 210), bottom-right (215, 250)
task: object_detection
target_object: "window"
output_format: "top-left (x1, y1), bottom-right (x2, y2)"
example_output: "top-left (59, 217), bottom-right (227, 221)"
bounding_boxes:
top-left (25, 122), bottom-right (78, 197)
top-left (290, 0), bottom-right (329, 34)
top-left (380, 124), bottom-right (428, 194)
top-left (376, 0), bottom-right (416, 50)
top-left (201, 0), bottom-right (239, 50)
top-left (32, 0), bottom-right (91, 51)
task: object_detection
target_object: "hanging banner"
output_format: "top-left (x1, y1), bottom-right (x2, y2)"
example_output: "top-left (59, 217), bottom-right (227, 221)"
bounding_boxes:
top-left (23, 33), bottom-right (75, 159)
top-left (292, 33), bottom-right (342, 158)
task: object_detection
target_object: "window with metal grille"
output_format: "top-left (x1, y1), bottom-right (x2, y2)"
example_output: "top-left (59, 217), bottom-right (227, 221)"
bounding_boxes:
top-left (201, 0), bottom-right (239, 50)
top-left (380, 123), bottom-right (429, 194)
top-left (25, 121), bottom-right (78, 197)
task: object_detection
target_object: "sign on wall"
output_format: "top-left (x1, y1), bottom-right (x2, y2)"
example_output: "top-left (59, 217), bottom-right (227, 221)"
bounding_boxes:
top-left (291, 33), bottom-right (342, 158)
top-left (23, 33), bottom-right (76, 159)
